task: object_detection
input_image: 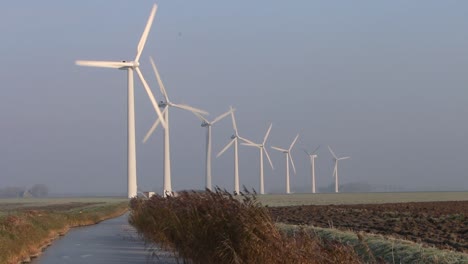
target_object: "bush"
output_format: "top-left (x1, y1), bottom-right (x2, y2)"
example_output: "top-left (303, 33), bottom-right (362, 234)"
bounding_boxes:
top-left (129, 187), bottom-right (363, 264)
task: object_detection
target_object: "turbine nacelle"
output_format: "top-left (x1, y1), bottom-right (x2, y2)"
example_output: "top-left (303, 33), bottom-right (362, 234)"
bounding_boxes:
top-left (158, 101), bottom-right (168, 108)
top-left (117, 60), bottom-right (139, 69)
top-left (201, 121), bottom-right (210, 127)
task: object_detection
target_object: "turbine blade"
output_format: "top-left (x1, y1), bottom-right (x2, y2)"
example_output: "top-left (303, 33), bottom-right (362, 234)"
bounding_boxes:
top-left (328, 145), bottom-right (337, 159)
top-left (238, 136), bottom-right (255, 145)
top-left (193, 111), bottom-right (209, 123)
top-left (241, 142), bottom-right (260, 147)
top-left (211, 109), bottom-right (232, 125)
top-left (263, 148), bottom-right (274, 170)
top-left (303, 148), bottom-right (311, 156)
top-left (230, 106), bottom-right (238, 133)
top-left (289, 153), bottom-right (297, 174)
top-left (312, 145), bottom-right (321, 154)
top-left (289, 134), bottom-right (299, 151)
top-left (217, 139), bottom-right (235, 158)
top-left (75, 60), bottom-right (131, 69)
top-left (135, 4), bottom-right (157, 62)
top-left (271, 146), bottom-right (287, 152)
top-left (339, 156), bottom-right (351, 160)
top-left (262, 123), bottom-right (273, 145)
top-left (333, 163), bottom-right (337, 178)
top-left (143, 106), bottom-right (168, 143)
top-left (149, 56), bottom-right (169, 102)
top-left (171, 103), bottom-right (208, 115)
top-left (135, 67), bottom-right (167, 129)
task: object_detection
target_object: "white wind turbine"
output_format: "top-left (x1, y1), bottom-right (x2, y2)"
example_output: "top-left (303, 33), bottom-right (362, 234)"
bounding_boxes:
top-left (217, 107), bottom-right (254, 194)
top-left (328, 146), bottom-right (350, 193)
top-left (75, 4), bottom-right (166, 198)
top-left (271, 134), bottom-right (299, 194)
top-left (194, 109), bottom-right (233, 191)
top-left (143, 57), bottom-right (208, 196)
top-left (241, 124), bottom-right (274, 194)
top-left (303, 146), bottom-right (320, 194)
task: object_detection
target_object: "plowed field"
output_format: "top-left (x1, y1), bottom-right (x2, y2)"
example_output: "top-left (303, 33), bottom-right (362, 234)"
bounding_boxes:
top-left (268, 201), bottom-right (467, 253)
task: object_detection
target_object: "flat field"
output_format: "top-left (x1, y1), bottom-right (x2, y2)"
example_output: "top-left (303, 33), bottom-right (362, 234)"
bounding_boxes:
top-left (260, 192), bottom-right (467, 254)
top-left (257, 191), bottom-right (468, 206)
top-left (0, 197), bottom-right (128, 216)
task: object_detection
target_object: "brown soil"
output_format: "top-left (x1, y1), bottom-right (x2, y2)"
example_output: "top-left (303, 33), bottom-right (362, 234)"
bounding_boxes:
top-left (268, 201), bottom-right (468, 253)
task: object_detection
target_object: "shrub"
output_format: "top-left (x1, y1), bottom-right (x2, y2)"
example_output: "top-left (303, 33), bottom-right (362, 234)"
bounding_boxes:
top-left (129, 187), bottom-right (363, 264)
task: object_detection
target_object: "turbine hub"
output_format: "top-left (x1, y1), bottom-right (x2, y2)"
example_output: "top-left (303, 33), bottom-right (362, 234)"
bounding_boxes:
top-left (121, 60), bottom-right (139, 68)
top-left (118, 60), bottom-right (139, 69)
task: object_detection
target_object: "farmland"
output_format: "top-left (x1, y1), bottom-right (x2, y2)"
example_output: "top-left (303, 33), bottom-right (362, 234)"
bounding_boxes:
top-left (269, 201), bottom-right (467, 252)
top-left (259, 192), bottom-right (467, 261)
top-left (257, 191), bottom-right (468, 206)
top-left (0, 197), bottom-right (127, 215)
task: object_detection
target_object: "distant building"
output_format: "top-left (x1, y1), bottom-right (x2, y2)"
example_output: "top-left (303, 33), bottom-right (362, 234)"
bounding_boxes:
top-left (21, 190), bottom-right (33, 198)
top-left (143, 191), bottom-right (155, 198)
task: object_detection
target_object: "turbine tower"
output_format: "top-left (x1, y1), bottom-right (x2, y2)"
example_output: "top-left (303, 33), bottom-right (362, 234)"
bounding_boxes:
top-left (303, 146), bottom-right (320, 193)
top-left (217, 107), bottom-right (254, 194)
top-left (271, 134), bottom-right (299, 194)
top-left (194, 109), bottom-right (233, 191)
top-left (143, 57), bottom-right (208, 196)
top-left (241, 123), bottom-right (274, 194)
top-left (328, 146), bottom-right (350, 193)
top-left (75, 4), bottom-right (166, 198)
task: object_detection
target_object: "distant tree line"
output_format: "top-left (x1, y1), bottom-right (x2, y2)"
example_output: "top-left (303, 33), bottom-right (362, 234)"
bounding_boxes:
top-left (0, 184), bottom-right (49, 198)
top-left (318, 182), bottom-right (373, 193)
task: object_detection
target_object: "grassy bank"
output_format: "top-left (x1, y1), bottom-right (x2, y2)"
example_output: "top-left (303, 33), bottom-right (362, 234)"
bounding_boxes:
top-left (0, 197), bottom-right (128, 264)
top-left (129, 189), bottom-right (364, 264)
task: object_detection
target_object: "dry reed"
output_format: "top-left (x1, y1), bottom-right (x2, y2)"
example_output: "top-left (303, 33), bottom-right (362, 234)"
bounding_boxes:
top-left (129, 187), bottom-right (364, 264)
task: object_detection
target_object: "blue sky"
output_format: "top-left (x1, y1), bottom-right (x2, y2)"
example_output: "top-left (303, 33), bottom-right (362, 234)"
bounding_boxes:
top-left (1, 1), bottom-right (467, 194)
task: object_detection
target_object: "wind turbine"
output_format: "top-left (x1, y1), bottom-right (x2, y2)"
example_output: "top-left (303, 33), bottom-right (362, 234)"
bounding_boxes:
top-left (143, 57), bottom-right (208, 196)
top-left (303, 146), bottom-right (320, 193)
top-left (217, 107), bottom-right (254, 194)
top-left (241, 123), bottom-right (274, 194)
top-left (194, 109), bottom-right (233, 191)
top-left (328, 146), bottom-right (350, 193)
top-left (75, 4), bottom-right (166, 198)
top-left (271, 134), bottom-right (299, 194)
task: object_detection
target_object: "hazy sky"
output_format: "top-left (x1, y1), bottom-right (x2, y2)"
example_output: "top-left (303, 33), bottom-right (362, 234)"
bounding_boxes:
top-left (1, 1), bottom-right (467, 194)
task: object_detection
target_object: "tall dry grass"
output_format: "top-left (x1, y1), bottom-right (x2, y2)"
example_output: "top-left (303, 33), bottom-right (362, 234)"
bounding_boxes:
top-left (129, 188), bottom-right (364, 264)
